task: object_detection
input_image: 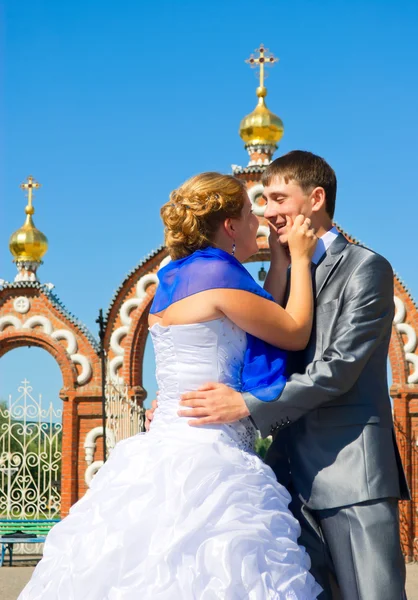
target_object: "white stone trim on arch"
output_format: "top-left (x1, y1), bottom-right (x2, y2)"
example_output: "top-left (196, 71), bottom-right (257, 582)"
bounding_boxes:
top-left (136, 273), bottom-right (158, 301)
top-left (109, 355), bottom-right (124, 385)
top-left (22, 315), bottom-right (54, 335)
top-left (0, 315), bottom-right (22, 331)
top-left (84, 426), bottom-right (104, 465)
top-left (110, 325), bottom-right (129, 355)
top-left (393, 295), bottom-right (418, 384)
top-left (83, 426), bottom-right (116, 469)
top-left (405, 353), bottom-right (418, 384)
top-left (85, 461), bottom-right (103, 486)
top-left (71, 353), bottom-right (92, 386)
top-left (51, 329), bottom-right (78, 355)
top-left (110, 256), bottom-right (168, 383)
top-left (120, 298), bottom-right (141, 327)
top-left (394, 296), bottom-right (406, 325)
top-left (396, 323), bottom-right (417, 354)
top-left (256, 225), bottom-right (270, 239)
top-left (248, 183), bottom-right (266, 216)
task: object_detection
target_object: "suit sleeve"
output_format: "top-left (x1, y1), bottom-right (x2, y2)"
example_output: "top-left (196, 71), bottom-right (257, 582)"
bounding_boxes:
top-left (245, 254), bottom-right (395, 438)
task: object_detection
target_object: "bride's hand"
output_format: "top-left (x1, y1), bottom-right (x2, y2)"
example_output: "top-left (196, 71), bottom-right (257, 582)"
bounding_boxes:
top-left (287, 215), bottom-right (317, 262)
top-left (268, 222), bottom-right (290, 269)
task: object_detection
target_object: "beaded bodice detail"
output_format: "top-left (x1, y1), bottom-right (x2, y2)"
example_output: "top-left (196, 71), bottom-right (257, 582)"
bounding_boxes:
top-left (149, 318), bottom-right (257, 452)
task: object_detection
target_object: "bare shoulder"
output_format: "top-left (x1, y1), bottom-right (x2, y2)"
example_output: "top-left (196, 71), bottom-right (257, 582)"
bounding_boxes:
top-left (148, 314), bottom-right (162, 328)
top-left (148, 290), bottom-right (220, 327)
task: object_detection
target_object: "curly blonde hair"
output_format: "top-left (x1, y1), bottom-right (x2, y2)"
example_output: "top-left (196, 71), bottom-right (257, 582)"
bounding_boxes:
top-left (161, 172), bottom-right (247, 260)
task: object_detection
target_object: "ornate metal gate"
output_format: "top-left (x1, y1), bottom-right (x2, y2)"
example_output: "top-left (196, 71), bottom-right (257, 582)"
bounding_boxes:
top-left (83, 367), bottom-right (145, 486)
top-left (0, 379), bottom-right (62, 519)
top-left (105, 375), bottom-right (145, 445)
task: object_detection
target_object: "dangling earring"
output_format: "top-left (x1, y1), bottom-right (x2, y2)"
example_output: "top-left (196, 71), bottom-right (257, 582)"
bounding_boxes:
top-left (231, 242), bottom-right (236, 256)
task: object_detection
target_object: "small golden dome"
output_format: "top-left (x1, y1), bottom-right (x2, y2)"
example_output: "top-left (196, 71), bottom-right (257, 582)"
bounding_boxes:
top-left (9, 176), bottom-right (48, 262)
top-left (239, 86), bottom-right (284, 146)
top-left (9, 212), bottom-right (48, 262)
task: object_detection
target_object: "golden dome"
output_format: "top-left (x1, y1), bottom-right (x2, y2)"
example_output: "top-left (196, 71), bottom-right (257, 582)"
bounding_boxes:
top-left (9, 176), bottom-right (48, 263)
top-left (9, 211), bottom-right (48, 262)
top-left (239, 86), bottom-right (284, 146)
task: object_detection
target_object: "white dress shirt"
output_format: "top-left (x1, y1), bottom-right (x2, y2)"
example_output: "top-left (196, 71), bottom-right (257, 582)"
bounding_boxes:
top-left (311, 226), bottom-right (339, 265)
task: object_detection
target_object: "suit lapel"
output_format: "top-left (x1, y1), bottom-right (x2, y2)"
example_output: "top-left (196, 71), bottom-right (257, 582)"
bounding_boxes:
top-left (315, 233), bottom-right (349, 298)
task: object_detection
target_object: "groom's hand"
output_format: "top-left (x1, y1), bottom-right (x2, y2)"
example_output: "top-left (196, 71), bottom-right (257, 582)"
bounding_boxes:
top-left (178, 383), bottom-right (250, 426)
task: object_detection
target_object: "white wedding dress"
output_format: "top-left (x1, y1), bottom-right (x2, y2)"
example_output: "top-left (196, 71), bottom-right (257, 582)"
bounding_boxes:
top-left (19, 317), bottom-right (321, 600)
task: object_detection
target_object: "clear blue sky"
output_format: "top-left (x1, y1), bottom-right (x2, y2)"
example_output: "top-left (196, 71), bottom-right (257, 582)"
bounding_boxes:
top-left (1, 0), bottom-right (418, 411)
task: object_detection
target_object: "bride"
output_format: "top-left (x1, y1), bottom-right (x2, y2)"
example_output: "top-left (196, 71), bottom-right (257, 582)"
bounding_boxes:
top-left (19, 172), bottom-right (321, 599)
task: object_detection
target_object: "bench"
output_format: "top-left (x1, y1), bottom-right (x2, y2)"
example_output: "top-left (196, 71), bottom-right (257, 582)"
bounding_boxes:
top-left (0, 519), bottom-right (59, 566)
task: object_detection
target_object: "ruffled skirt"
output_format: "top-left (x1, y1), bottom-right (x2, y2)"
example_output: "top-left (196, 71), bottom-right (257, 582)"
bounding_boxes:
top-left (19, 430), bottom-right (321, 599)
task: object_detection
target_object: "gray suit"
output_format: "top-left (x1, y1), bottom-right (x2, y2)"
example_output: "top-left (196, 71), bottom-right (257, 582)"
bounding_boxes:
top-left (244, 234), bottom-right (410, 599)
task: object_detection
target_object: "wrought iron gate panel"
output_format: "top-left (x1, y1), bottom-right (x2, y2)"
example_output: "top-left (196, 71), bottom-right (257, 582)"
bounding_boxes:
top-left (105, 371), bottom-right (145, 450)
top-left (0, 380), bottom-right (62, 520)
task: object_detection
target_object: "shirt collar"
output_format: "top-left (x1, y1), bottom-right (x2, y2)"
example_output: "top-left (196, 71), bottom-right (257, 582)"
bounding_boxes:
top-left (311, 226), bottom-right (339, 265)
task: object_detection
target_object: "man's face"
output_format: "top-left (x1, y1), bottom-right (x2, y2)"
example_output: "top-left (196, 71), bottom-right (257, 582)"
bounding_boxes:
top-left (263, 176), bottom-right (312, 245)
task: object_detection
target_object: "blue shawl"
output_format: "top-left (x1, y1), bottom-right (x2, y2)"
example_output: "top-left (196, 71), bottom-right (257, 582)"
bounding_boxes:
top-left (150, 247), bottom-right (287, 402)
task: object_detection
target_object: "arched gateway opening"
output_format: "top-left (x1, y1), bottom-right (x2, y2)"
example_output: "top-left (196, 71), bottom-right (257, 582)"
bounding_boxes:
top-left (0, 284), bottom-right (102, 516)
top-left (0, 347), bottom-right (64, 520)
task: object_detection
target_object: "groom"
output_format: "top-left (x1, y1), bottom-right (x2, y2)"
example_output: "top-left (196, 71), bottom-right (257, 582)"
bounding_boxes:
top-left (173, 151), bottom-right (410, 599)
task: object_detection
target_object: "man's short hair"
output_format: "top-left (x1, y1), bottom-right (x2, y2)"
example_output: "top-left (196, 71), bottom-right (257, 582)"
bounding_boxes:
top-left (261, 150), bottom-right (337, 219)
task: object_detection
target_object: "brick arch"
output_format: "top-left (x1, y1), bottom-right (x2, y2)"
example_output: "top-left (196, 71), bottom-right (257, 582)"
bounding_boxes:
top-left (391, 278), bottom-right (418, 388)
top-left (104, 247), bottom-right (167, 394)
top-left (0, 330), bottom-right (77, 392)
top-left (0, 283), bottom-right (103, 515)
top-left (390, 325), bottom-right (410, 387)
top-left (122, 295), bottom-right (154, 393)
top-left (388, 277), bottom-right (418, 560)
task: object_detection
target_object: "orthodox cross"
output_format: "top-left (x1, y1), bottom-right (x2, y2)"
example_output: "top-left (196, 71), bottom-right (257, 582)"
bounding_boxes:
top-left (245, 44), bottom-right (278, 88)
top-left (20, 175), bottom-right (41, 211)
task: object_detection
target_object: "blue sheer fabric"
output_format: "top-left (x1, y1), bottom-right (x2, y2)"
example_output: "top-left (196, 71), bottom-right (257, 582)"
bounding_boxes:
top-left (150, 247), bottom-right (287, 402)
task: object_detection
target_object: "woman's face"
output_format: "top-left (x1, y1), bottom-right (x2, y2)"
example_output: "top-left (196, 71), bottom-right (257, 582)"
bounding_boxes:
top-left (231, 192), bottom-right (260, 262)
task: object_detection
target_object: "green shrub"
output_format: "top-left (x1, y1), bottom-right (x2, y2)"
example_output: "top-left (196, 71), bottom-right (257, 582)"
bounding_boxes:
top-left (254, 436), bottom-right (272, 460)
